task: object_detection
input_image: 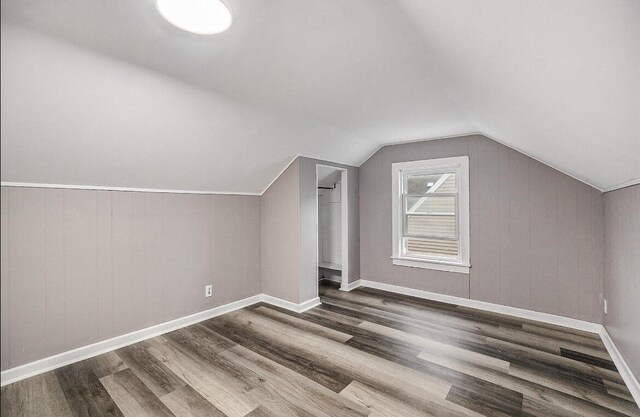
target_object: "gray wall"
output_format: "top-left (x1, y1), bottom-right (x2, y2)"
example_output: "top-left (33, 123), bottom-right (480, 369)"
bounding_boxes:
top-left (604, 185), bottom-right (640, 377)
top-left (260, 159), bottom-right (301, 303)
top-left (298, 157), bottom-right (360, 302)
top-left (360, 135), bottom-right (604, 323)
top-left (0, 186), bottom-right (260, 371)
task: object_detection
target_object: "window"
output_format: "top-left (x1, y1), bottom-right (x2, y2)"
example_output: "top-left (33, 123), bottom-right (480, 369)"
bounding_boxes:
top-left (391, 156), bottom-right (470, 273)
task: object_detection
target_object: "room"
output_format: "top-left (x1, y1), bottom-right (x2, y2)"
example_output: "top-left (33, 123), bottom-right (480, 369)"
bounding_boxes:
top-left (1, 0), bottom-right (639, 416)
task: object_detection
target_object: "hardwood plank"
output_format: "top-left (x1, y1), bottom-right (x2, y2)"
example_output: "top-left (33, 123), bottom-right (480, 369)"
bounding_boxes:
top-left (341, 332), bottom-right (525, 417)
top-left (253, 306), bottom-right (353, 343)
top-left (55, 361), bottom-right (124, 417)
top-left (160, 385), bottom-right (228, 417)
top-left (323, 289), bottom-right (608, 359)
top-left (86, 351), bottom-right (128, 379)
top-left (244, 406), bottom-right (278, 417)
top-left (521, 394), bottom-right (584, 417)
top-left (508, 364), bottom-right (639, 416)
top-left (116, 343), bottom-right (186, 397)
top-left (340, 380), bottom-right (443, 417)
top-left (358, 320), bottom-right (511, 371)
top-left (485, 337), bottom-right (624, 385)
top-left (147, 338), bottom-right (260, 417)
top-left (521, 323), bottom-right (605, 349)
top-left (321, 296), bottom-right (617, 387)
top-left (446, 383), bottom-right (523, 417)
top-left (560, 348), bottom-right (618, 371)
top-left (605, 380), bottom-right (636, 403)
top-left (164, 323), bottom-right (236, 363)
top-left (100, 368), bottom-right (175, 417)
top-left (224, 309), bottom-right (452, 399)
top-left (417, 351), bottom-right (635, 416)
top-left (304, 304), bottom-right (365, 327)
top-left (203, 315), bottom-right (354, 393)
top-left (1, 371), bottom-right (73, 417)
top-left (214, 310), bottom-right (499, 417)
top-left (220, 344), bottom-right (370, 417)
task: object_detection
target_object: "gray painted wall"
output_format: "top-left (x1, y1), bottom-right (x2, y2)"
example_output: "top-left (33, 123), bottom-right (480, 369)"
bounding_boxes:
top-left (360, 135), bottom-right (604, 323)
top-left (260, 159), bottom-right (301, 303)
top-left (604, 185), bottom-right (640, 377)
top-left (298, 157), bottom-right (360, 302)
top-left (0, 186), bottom-right (260, 371)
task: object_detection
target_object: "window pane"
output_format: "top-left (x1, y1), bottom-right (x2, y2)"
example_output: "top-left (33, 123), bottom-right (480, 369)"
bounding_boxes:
top-left (406, 173), bottom-right (456, 195)
top-left (404, 237), bottom-right (459, 258)
top-left (405, 215), bottom-right (456, 238)
top-left (405, 195), bottom-right (455, 214)
top-left (433, 173), bottom-right (456, 193)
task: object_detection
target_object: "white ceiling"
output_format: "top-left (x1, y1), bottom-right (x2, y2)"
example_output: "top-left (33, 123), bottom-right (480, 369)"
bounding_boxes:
top-left (1, 0), bottom-right (639, 192)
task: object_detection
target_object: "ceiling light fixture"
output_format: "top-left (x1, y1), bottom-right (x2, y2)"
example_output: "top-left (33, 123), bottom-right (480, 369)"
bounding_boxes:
top-left (156, 0), bottom-right (232, 35)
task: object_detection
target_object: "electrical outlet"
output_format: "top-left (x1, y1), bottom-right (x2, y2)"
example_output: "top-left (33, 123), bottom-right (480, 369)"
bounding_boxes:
top-left (604, 299), bottom-right (607, 314)
top-left (205, 285), bottom-right (213, 298)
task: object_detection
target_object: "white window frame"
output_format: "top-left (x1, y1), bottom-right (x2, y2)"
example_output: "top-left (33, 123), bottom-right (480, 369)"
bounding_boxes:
top-left (391, 156), bottom-right (470, 274)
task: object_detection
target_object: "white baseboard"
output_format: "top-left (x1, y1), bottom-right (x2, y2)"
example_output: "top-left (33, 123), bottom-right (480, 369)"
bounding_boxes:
top-left (260, 294), bottom-right (321, 313)
top-left (340, 279), bottom-right (362, 292)
top-left (600, 327), bottom-right (640, 406)
top-left (359, 280), bottom-right (602, 333)
top-left (1, 292), bottom-right (321, 386)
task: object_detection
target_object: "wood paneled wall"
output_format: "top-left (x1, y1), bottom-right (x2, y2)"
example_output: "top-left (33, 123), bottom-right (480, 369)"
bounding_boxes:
top-left (604, 185), bottom-right (640, 376)
top-left (260, 159), bottom-right (301, 303)
top-left (360, 135), bottom-right (604, 323)
top-left (0, 187), bottom-right (260, 371)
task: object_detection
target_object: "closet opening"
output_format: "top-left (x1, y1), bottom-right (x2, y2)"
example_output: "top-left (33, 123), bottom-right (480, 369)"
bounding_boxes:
top-left (316, 164), bottom-right (348, 293)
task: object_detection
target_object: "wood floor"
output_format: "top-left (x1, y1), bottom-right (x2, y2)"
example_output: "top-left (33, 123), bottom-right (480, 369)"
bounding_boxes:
top-left (2, 282), bottom-right (639, 417)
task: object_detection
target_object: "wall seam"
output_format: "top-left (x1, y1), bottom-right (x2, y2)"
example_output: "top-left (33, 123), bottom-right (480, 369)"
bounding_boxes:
top-left (44, 191), bottom-right (48, 356)
top-left (7, 189), bottom-right (11, 368)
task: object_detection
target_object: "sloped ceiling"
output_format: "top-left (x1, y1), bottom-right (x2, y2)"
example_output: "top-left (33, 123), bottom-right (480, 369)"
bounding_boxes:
top-left (1, 0), bottom-right (639, 192)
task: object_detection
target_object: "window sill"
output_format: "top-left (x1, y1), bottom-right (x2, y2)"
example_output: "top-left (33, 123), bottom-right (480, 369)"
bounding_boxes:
top-left (391, 256), bottom-right (470, 274)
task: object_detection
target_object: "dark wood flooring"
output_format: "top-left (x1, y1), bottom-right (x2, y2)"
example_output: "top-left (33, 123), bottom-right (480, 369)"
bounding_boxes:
top-left (2, 282), bottom-right (639, 416)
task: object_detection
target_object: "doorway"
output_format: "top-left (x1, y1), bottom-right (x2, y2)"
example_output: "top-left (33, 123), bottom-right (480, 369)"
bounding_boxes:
top-left (316, 165), bottom-right (348, 292)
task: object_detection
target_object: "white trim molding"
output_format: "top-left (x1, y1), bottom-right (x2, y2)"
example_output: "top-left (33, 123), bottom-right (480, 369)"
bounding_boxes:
top-left (391, 257), bottom-right (470, 274)
top-left (260, 294), bottom-right (321, 314)
top-left (604, 178), bottom-right (640, 193)
top-left (391, 156), bottom-right (470, 274)
top-left (359, 280), bottom-right (602, 333)
top-left (315, 163), bottom-right (350, 293)
top-left (600, 327), bottom-right (640, 406)
top-left (340, 279), bottom-right (362, 292)
top-left (0, 182), bottom-right (260, 196)
top-left (260, 155), bottom-right (301, 195)
top-left (0, 292), bottom-right (321, 386)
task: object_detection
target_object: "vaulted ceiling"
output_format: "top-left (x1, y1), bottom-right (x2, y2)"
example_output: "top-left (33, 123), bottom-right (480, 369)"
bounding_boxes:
top-left (2, 0), bottom-right (639, 192)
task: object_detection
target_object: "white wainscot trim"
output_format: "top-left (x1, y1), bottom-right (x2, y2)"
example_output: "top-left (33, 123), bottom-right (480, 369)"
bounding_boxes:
top-left (1, 292), bottom-right (321, 386)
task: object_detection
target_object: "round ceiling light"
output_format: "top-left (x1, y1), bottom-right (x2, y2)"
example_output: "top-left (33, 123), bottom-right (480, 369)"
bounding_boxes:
top-left (156, 0), bottom-right (232, 35)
